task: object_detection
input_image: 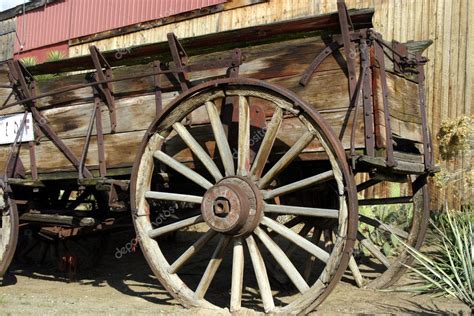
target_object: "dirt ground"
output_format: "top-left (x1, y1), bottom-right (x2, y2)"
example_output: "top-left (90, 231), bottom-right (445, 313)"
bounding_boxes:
top-left (0, 230), bottom-right (470, 315)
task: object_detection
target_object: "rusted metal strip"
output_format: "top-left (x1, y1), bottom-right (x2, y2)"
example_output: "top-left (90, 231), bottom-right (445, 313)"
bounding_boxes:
top-left (415, 53), bottom-right (433, 171)
top-left (1, 91), bottom-right (13, 108)
top-left (153, 61), bottom-right (163, 117)
top-left (358, 196), bottom-right (413, 205)
top-left (90, 45), bottom-right (117, 133)
top-left (349, 46), bottom-right (367, 165)
top-left (227, 49), bottom-right (242, 78)
top-left (4, 111), bottom-right (28, 179)
top-left (361, 41), bottom-right (375, 157)
top-left (78, 102), bottom-right (98, 179)
top-left (28, 141), bottom-right (37, 180)
top-left (392, 40), bottom-right (408, 74)
top-left (167, 32), bottom-right (190, 92)
top-left (300, 41), bottom-right (342, 87)
top-left (374, 40), bottom-right (396, 167)
top-left (356, 178), bottom-right (381, 192)
top-left (31, 107), bottom-right (93, 178)
top-left (95, 98), bottom-right (107, 177)
top-left (337, 0), bottom-right (357, 98)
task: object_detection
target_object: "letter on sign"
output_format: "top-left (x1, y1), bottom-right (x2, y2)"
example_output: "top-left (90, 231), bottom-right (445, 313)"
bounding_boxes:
top-left (0, 113), bottom-right (34, 145)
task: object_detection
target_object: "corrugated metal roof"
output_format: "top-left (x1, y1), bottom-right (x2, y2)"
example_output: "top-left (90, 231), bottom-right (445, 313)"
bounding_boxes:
top-left (15, 0), bottom-right (226, 52)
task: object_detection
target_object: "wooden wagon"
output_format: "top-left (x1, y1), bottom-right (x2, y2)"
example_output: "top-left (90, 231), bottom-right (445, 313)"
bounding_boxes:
top-left (0, 1), bottom-right (435, 313)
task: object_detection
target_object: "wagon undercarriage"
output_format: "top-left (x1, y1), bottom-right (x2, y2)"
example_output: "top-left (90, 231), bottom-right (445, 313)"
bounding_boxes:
top-left (0, 1), bottom-right (435, 313)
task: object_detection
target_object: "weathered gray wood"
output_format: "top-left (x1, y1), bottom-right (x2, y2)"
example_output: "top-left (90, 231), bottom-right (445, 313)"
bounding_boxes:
top-left (254, 226), bottom-right (310, 293)
top-left (153, 150), bottom-right (213, 189)
top-left (261, 216), bottom-right (330, 263)
top-left (357, 232), bottom-right (391, 268)
top-left (359, 214), bottom-right (409, 239)
top-left (264, 203), bottom-right (339, 219)
top-left (237, 96), bottom-right (250, 176)
top-left (245, 234), bottom-right (274, 313)
top-left (168, 229), bottom-right (217, 274)
top-left (148, 215), bottom-right (203, 239)
top-left (230, 237), bottom-right (244, 312)
top-left (263, 170), bottom-right (334, 199)
top-left (0, 31), bottom-right (425, 176)
top-left (145, 191), bottom-right (203, 204)
top-left (303, 229), bottom-right (322, 282)
top-left (173, 122), bottom-right (223, 181)
top-left (258, 131), bottom-right (314, 188)
top-left (348, 256), bottom-right (364, 288)
top-left (194, 235), bottom-right (231, 299)
top-left (205, 101), bottom-right (235, 177)
top-left (250, 106), bottom-right (283, 179)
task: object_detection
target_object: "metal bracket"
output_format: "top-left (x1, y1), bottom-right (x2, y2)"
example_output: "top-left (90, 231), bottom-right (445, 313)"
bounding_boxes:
top-left (374, 38), bottom-right (397, 168)
top-left (167, 33), bottom-right (190, 92)
top-left (153, 60), bottom-right (163, 117)
top-left (89, 45), bottom-right (117, 133)
top-left (227, 49), bottom-right (243, 78)
top-left (415, 54), bottom-right (433, 172)
top-left (337, 0), bottom-right (357, 99)
top-left (300, 40), bottom-right (343, 86)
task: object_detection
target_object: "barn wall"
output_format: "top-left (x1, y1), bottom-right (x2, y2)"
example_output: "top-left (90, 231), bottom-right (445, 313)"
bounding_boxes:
top-left (68, 0), bottom-right (473, 207)
top-left (0, 18), bottom-right (16, 62)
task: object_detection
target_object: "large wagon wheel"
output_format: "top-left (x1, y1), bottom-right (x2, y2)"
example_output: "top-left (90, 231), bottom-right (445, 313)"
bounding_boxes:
top-left (131, 78), bottom-right (358, 313)
top-left (0, 187), bottom-right (19, 279)
top-left (351, 176), bottom-right (429, 288)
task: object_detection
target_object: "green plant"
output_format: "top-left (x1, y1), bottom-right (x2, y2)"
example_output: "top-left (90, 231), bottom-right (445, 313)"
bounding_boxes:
top-left (45, 50), bottom-right (65, 62)
top-left (400, 206), bottom-right (473, 312)
top-left (358, 203), bottom-right (413, 257)
top-left (19, 56), bottom-right (37, 67)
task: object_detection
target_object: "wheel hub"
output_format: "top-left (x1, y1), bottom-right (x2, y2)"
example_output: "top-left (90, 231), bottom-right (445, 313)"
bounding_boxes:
top-left (201, 177), bottom-right (263, 236)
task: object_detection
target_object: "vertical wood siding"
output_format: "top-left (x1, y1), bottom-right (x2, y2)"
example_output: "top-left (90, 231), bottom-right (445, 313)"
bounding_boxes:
top-left (0, 18), bottom-right (16, 61)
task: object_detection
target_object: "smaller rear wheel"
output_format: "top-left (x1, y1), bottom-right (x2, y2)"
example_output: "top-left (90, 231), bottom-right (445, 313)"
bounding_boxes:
top-left (349, 175), bottom-right (429, 288)
top-left (0, 187), bottom-right (19, 279)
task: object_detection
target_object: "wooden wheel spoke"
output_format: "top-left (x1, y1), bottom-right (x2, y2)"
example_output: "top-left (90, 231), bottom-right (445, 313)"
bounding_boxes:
top-left (264, 203), bottom-right (339, 219)
top-left (237, 96), bottom-right (250, 176)
top-left (263, 170), bottom-right (334, 199)
top-left (250, 107), bottom-right (283, 179)
top-left (254, 227), bottom-right (309, 293)
top-left (205, 101), bottom-right (235, 176)
top-left (194, 235), bottom-right (231, 299)
top-left (359, 214), bottom-right (409, 239)
top-left (154, 150), bottom-right (213, 189)
top-left (230, 237), bottom-right (244, 312)
top-left (261, 216), bottom-right (330, 263)
top-left (245, 235), bottom-right (274, 313)
top-left (168, 230), bottom-right (217, 274)
top-left (357, 232), bottom-right (391, 268)
top-left (258, 131), bottom-right (314, 189)
top-left (145, 191), bottom-right (203, 204)
top-left (173, 122), bottom-right (223, 182)
top-left (148, 215), bottom-right (203, 239)
top-left (348, 256), bottom-right (364, 287)
top-left (303, 228), bottom-right (322, 282)
top-left (283, 223), bottom-right (314, 258)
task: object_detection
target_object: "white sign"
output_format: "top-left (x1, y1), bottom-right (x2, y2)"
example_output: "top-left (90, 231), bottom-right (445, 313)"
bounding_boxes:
top-left (0, 113), bottom-right (35, 145)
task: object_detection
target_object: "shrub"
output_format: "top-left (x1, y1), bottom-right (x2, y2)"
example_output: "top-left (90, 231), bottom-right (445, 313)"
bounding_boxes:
top-left (400, 206), bottom-right (473, 312)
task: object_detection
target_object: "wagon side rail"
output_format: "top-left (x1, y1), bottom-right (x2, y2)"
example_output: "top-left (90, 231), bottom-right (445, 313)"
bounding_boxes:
top-left (1, 35), bottom-right (243, 190)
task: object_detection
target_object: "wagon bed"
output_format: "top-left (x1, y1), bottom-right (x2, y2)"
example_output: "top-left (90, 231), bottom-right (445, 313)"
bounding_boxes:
top-left (0, 2), bottom-right (434, 313)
